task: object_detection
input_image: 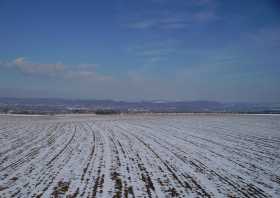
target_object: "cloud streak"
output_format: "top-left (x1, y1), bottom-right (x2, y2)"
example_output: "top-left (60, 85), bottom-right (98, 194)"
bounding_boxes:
top-left (125, 0), bottom-right (219, 30)
top-left (12, 57), bottom-right (64, 76)
top-left (0, 57), bottom-right (110, 81)
top-left (127, 11), bottom-right (218, 30)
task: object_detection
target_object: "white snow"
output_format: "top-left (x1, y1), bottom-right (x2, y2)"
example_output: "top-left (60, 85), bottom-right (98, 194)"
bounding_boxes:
top-left (0, 114), bottom-right (279, 197)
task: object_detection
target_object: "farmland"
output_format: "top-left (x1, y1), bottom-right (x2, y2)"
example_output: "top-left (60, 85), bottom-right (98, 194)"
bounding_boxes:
top-left (0, 114), bottom-right (279, 197)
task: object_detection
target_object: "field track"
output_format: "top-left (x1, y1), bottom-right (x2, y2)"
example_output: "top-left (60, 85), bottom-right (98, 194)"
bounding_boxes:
top-left (0, 114), bottom-right (279, 197)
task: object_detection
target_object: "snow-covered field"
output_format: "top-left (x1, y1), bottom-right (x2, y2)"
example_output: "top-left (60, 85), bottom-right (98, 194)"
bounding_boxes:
top-left (0, 114), bottom-right (279, 198)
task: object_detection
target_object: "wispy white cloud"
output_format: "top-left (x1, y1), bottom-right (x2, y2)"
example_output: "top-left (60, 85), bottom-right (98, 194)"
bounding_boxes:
top-left (0, 57), bottom-right (65, 76)
top-left (124, 0), bottom-right (219, 30)
top-left (127, 39), bottom-right (179, 64)
top-left (65, 70), bottom-right (112, 81)
top-left (12, 57), bottom-right (64, 75)
top-left (0, 57), bottom-right (111, 81)
top-left (127, 20), bottom-right (156, 29)
top-left (126, 11), bottom-right (218, 30)
top-left (248, 26), bottom-right (280, 47)
top-left (127, 17), bottom-right (190, 30)
top-left (193, 10), bottom-right (219, 22)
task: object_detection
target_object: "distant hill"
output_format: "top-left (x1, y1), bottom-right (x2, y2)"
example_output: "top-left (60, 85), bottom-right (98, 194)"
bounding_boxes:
top-left (0, 97), bottom-right (279, 114)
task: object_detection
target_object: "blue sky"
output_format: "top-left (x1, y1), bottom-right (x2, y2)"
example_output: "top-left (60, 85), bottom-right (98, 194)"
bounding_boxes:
top-left (0, 0), bottom-right (279, 102)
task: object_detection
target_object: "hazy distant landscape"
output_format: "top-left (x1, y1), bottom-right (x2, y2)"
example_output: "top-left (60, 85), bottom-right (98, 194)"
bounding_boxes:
top-left (0, 98), bottom-right (280, 115)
